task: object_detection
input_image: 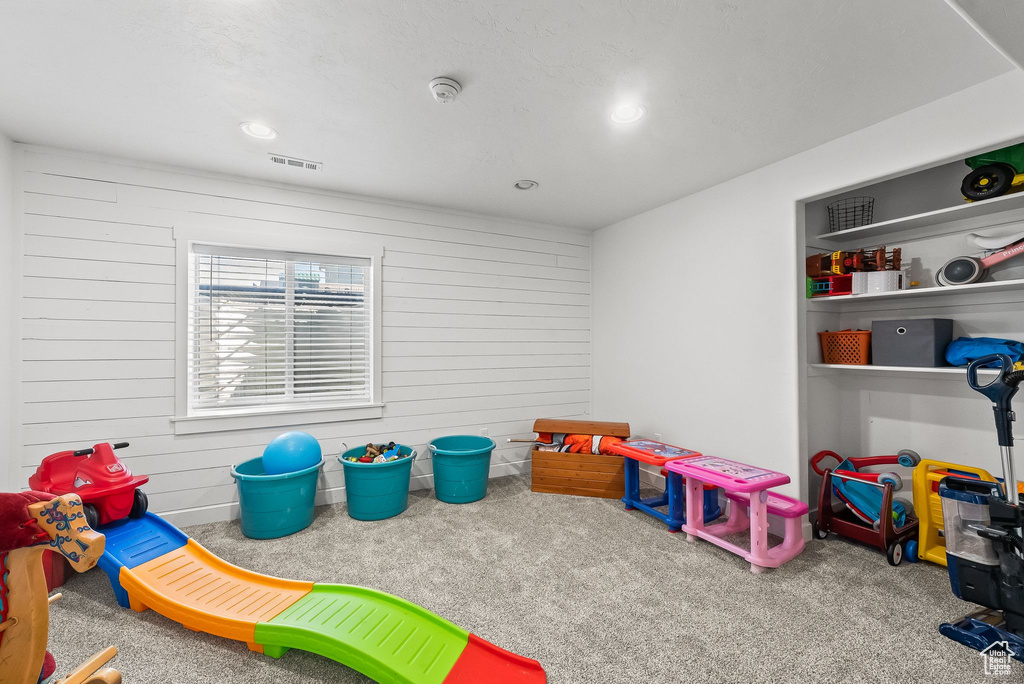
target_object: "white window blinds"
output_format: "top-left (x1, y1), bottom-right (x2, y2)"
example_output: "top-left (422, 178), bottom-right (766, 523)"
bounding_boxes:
top-left (188, 245), bottom-right (373, 414)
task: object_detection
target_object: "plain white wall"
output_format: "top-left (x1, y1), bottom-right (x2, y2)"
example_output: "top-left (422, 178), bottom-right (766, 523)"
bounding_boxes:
top-left (592, 70), bottom-right (1024, 502)
top-left (0, 132), bottom-right (15, 492)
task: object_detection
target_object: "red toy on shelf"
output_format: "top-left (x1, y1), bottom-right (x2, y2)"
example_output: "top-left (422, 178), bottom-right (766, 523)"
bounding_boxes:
top-left (28, 442), bottom-right (149, 529)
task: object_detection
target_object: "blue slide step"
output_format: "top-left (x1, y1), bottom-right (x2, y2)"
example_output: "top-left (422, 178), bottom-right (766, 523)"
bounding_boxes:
top-left (96, 512), bottom-right (188, 607)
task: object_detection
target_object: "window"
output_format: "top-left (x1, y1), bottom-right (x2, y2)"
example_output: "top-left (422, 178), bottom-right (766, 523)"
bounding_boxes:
top-left (187, 244), bottom-right (375, 416)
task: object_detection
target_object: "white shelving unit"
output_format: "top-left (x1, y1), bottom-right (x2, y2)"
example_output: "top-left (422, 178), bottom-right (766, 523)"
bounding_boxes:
top-left (815, 191), bottom-right (1024, 244)
top-left (799, 151), bottom-right (1024, 508)
top-left (808, 277), bottom-right (1024, 305)
top-left (808, 363), bottom-right (999, 378)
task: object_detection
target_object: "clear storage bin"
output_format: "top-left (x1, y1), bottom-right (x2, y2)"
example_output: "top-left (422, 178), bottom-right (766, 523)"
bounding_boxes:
top-left (941, 494), bottom-right (999, 566)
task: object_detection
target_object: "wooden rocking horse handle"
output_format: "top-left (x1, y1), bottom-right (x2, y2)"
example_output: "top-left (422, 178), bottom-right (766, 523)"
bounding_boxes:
top-left (57, 646), bottom-right (121, 684)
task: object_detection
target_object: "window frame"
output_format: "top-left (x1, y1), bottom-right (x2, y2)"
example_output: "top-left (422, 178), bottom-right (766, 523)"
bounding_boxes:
top-left (171, 225), bottom-right (383, 435)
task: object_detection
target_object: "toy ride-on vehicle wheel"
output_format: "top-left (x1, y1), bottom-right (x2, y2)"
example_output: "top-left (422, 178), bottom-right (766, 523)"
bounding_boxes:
top-left (896, 449), bottom-right (921, 467)
top-left (962, 163), bottom-right (1015, 201)
top-left (129, 488), bottom-right (148, 519)
top-left (812, 520), bottom-right (829, 540)
top-left (83, 503), bottom-right (100, 530)
top-left (886, 541), bottom-right (904, 566)
top-left (905, 539), bottom-right (919, 563)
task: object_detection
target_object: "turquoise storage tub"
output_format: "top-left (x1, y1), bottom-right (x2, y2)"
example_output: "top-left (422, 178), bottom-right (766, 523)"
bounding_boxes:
top-left (230, 457), bottom-right (323, 539)
top-left (339, 445), bottom-right (416, 521)
top-left (428, 435), bottom-right (495, 504)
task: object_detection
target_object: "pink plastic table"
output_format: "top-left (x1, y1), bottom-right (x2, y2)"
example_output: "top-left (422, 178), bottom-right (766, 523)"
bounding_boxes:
top-left (665, 455), bottom-right (806, 573)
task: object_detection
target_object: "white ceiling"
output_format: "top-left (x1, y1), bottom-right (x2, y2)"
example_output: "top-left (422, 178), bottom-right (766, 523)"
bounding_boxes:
top-left (0, 1), bottom-right (1014, 230)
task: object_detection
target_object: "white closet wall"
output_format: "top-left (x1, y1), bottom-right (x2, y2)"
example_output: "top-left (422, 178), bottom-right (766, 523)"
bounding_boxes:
top-left (592, 71), bottom-right (1024, 507)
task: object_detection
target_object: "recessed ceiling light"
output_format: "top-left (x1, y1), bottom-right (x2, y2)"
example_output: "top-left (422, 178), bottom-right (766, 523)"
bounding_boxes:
top-left (514, 180), bottom-right (539, 190)
top-left (240, 122), bottom-right (278, 140)
top-left (610, 104), bottom-right (646, 124)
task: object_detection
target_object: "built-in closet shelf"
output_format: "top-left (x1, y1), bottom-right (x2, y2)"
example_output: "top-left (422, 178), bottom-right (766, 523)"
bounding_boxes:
top-left (815, 191), bottom-right (1024, 244)
top-left (807, 277), bottom-right (1024, 306)
top-left (808, 363), bottom-right (999, 379)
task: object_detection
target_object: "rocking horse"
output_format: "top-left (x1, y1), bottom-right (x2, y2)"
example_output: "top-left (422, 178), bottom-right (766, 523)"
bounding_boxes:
top-left (0, 491), bottom-right (120, 684)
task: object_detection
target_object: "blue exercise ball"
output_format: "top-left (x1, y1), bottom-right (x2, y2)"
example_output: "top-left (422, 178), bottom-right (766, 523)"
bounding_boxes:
top-left (262, 431), bottom-right (322, 475)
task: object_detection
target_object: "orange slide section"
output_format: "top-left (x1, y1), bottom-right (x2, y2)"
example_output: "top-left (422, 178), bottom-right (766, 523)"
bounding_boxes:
top-left (118, 539), bottom-right (312, 651)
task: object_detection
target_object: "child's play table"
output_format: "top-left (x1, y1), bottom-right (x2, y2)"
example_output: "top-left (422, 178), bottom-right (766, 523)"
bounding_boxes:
top-left (665, 455), bottom-right (806, 572)
top-left (606, 439), bottom-right (719, 531)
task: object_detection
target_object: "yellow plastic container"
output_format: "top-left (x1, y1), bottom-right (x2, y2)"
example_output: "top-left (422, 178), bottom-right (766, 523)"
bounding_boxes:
top-left (911, 459), bottom-right (1023, 566)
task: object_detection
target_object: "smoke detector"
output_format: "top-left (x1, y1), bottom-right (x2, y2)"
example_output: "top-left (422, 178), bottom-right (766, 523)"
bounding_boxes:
top-left (429, 77), bottom-right (461, 104)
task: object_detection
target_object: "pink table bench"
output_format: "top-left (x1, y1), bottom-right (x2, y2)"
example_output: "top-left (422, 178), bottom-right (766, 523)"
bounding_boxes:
top-left (665, 455), bottom-right (808, 573)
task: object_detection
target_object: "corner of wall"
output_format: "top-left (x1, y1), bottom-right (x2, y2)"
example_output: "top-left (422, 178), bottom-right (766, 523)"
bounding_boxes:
top-left (0, 132), bottom-right (17, 492)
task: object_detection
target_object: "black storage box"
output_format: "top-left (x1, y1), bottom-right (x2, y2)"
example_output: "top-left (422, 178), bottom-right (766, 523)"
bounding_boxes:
top-left (871, 318), bottom-right (954, 367)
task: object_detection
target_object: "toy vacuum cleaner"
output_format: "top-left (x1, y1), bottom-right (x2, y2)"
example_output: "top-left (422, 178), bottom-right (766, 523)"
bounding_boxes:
top-left (28, 441), bottom-right (149, 530)
top-left (940, 354), bottom-right (1024, 662)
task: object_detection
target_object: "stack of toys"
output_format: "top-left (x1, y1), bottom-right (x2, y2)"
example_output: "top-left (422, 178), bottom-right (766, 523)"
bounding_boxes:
top-left (342, 441), bottom-right (406, 463)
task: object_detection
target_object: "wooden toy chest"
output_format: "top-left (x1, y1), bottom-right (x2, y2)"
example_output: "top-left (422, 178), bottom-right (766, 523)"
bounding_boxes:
top-left (530, 419), bottom-right (631, 498)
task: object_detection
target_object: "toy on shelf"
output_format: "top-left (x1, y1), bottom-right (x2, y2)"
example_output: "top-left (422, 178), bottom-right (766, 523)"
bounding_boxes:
top-left (665, 456), bottom-right (807, 573)
top-left (806, 247), bottom-right (905, 298)
top-left (911, 459), bottom-right (1022, 567)
top-left (806, 247), bottom-right (902, 277)
top-left (605, 439), bottom-right (721, 532)
top-left (940, 354), bottom-right (1024, 662)
top-left (936, 231), bottom-right (1024, 287)
top-left (812, 449), bottom-right (921, 566)
top-left (29, 442), bottom-right (148, 530)
top-left (0, 491), bottom-right (121, 683)
top-left (29, 448), bottom-right (544, 682)
top-left (962, 142), bottom-right (1024, 201)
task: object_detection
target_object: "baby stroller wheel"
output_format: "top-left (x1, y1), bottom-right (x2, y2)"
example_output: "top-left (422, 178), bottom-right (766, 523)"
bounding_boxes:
top-left (886, 541), bottom-right (904, 566)
top-left (812, 521), bottom-right (829, 540)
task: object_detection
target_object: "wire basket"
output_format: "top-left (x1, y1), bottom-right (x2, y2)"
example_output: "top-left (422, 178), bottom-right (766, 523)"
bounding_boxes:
top-left (818, 329), bottom-right (871, 365)
top-left (827, 196), bottom-right (875, 233)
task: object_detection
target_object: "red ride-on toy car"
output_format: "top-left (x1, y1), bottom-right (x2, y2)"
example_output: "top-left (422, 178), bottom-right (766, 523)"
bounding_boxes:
top-left (28, 441), bottom-right (149, 529)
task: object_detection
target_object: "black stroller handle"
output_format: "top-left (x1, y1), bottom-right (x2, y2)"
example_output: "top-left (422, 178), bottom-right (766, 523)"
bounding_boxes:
top-left (967, 354), bottom-right (1023, 448)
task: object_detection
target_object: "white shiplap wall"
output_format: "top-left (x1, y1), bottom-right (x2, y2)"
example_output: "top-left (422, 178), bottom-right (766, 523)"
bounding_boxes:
top-left (13, 146), bottom-right (591, 525)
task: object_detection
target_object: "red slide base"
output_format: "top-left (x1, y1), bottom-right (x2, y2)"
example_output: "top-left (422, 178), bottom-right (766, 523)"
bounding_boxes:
top-left (444, 634), bottom-right (546, 683)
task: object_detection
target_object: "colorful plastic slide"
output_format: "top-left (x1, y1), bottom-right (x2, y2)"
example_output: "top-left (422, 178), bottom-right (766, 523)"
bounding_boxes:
top-left (95, 513), bottom-right (545, 683)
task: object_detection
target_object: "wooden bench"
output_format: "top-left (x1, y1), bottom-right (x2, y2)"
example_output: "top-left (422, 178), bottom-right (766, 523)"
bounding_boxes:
top-left (530, 419), bottom-right (630, 499)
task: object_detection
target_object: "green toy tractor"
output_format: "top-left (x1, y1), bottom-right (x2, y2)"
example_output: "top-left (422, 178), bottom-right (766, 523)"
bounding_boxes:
top-left (962, 142), bottom-right (1024, 201)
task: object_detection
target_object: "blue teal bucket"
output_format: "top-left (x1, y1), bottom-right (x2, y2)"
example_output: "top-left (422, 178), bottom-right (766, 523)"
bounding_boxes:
top-left (429, 435), bottom-right (495, 504)
top-left (230, 457), bottom-right (323, 539)
top-left (339, 445), bottom-right (416, 521)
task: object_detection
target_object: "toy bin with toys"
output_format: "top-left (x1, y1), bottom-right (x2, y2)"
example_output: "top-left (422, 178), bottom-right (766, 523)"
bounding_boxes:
top-left (339, 442), bottom-right (416, 520)
top-left (525, 419), bottom-right (631, 499)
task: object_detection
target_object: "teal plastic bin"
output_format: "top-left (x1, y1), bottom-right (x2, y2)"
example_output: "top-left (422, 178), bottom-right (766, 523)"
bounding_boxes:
top-left (339, 445), bottom-right (416, 521)
top-left (429, 435), bottom-right (495, 504)
top-left (230, 457), bottom-right (323, 539)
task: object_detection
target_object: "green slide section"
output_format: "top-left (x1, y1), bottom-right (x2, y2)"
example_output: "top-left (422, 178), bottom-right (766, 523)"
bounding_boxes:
top-left (254, 584), bottom-right (469, 684)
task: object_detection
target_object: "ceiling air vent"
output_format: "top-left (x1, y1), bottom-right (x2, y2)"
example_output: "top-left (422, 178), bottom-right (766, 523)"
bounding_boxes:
top-left (269, 154), bottom-right (323, 171)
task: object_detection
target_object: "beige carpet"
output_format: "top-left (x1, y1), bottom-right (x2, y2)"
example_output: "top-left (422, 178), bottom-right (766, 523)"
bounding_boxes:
top-left (46, 475), bottom-right (1018, 683)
